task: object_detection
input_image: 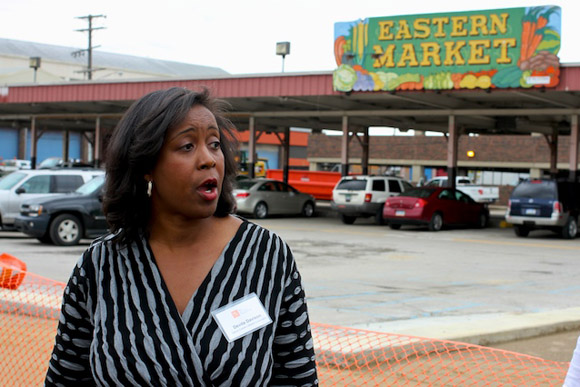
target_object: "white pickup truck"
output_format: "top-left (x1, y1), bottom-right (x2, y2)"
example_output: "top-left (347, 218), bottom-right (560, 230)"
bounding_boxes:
top-left (424, 176), bottom-right (499, 203)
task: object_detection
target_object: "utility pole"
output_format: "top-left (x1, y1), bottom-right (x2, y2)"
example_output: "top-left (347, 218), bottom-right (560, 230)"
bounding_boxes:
top-left (72, 14), bottom-right (106, 80)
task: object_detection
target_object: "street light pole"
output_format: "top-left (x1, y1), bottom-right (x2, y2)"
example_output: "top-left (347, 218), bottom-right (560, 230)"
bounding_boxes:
top-left (29, 57), bottom-right (41, 83)
top-left (276, 42), bottom-right (290, 73)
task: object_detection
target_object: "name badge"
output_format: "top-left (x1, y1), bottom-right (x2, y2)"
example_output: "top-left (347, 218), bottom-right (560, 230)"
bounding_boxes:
top-left (212, 293), bottom-right (272, 343)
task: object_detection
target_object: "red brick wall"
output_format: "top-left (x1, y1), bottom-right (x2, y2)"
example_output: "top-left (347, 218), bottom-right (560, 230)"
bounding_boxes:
top-left (308, 133), bottom-right (572, 164)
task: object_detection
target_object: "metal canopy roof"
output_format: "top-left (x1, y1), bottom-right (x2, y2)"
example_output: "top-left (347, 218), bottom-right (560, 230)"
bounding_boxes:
top-left (1, 66), bottom-right (579, 136)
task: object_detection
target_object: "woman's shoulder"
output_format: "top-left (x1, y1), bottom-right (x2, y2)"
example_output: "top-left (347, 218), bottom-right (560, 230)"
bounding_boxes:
top-left (235, 216), bottom-right (286, 244)
top-left (76, 231), bottom-right (130, 266)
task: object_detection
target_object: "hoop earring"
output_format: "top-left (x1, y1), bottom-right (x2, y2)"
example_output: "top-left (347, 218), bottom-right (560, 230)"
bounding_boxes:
top-left (147, 180), bottom-right (153, 197)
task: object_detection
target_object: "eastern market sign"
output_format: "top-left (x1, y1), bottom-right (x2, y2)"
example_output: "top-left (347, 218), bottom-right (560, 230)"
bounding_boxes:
top-left (333, 6), bottom-right (561, 92)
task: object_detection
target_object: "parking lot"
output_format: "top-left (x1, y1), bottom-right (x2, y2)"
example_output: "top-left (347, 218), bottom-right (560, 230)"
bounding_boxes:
top-left (1, 209), bottom-right (579, 361)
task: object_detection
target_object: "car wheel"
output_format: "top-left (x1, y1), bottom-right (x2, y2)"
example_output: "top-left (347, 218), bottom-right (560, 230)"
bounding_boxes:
top-left (514, 225), bottom-right (530, 237)
top-left (476, 212), bottom-right (488, 229)
top-left (375, 209), bottom-right (386, 225)
top-left (428, 212), bottom-right (443, 231)
top-left (253, 202), bottom-right (268, 219)
top-left (302, 201), bottom-right (315, 217)
top-left (389, 223), bottom-right (402, 230)
top-left (561, 216), bottom-right (578, 239)
top-left (49, 214), bottom-right (83, 246)
top-left (340, 214), bottom-right (356, 224)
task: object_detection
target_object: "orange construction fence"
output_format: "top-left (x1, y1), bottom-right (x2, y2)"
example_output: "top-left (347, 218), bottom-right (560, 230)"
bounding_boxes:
top-left (0, 255), bottom-right (571, 386)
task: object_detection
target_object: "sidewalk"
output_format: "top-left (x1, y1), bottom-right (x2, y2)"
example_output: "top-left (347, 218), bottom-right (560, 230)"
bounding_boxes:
top-left (354, 307), bottom-right (580, 347)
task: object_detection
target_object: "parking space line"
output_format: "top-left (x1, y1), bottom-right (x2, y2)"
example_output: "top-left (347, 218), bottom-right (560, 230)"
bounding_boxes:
top-left (547, 285), bottom-right (580, 295)
top-left (453, 238), bottom-right (580, 251)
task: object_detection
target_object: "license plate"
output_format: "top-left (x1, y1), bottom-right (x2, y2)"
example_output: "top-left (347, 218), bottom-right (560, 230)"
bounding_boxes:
top-left (345, 194), bottom-right (351, 202)
top-left (525, 208), bottom-right (537, 215)
top-left (395, 210), bottom-right (405, 216)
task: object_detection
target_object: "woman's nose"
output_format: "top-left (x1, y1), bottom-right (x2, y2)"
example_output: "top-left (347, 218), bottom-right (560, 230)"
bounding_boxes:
top-left (198, 147), bottom-right (217, 170)
top-left (200, 159), bottom-right (216, 169)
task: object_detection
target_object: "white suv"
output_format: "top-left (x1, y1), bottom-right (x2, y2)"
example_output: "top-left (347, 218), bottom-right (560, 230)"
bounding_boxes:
top-left (0, 169), bottom-right (104, 230)
top-left (331, 175), bottom-right (413, 224)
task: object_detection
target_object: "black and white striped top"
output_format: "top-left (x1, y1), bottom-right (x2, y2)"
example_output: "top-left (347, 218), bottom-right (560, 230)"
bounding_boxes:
top-left (45, 220), bottom-right (318, 386)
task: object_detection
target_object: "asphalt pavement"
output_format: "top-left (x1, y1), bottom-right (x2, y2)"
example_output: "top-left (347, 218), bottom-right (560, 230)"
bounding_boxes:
top-left (307, 202), bottom-right (579, 364)
top-left (1, 202), bottom-right (578, 366)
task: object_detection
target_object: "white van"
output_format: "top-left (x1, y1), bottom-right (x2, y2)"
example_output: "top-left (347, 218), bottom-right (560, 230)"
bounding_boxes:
top-left (0, 169), bottom-right (104, 230)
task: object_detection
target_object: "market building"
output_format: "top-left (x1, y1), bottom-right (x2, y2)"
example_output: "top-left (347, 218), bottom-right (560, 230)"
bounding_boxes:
top-left (0, 6), bottom-right (578, 193)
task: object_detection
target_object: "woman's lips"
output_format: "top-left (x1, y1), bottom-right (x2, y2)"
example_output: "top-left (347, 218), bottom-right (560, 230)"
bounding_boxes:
top-left (197, 179), bottom-right (218, 201)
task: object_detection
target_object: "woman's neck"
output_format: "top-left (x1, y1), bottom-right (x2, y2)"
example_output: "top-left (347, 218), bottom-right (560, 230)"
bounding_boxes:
top-left (148, 215), bottom-right (219, 249)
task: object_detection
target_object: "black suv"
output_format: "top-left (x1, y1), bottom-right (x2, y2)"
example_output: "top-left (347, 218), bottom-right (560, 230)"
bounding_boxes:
top-left (14, 175), bottom-right (108, 245)
top-left (506, 179), bottom-right (579, 239)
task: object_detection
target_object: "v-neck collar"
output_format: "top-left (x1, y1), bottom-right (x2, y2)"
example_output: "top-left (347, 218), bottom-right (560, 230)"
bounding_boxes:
top-left (144, 219), bottom-right (248, 323)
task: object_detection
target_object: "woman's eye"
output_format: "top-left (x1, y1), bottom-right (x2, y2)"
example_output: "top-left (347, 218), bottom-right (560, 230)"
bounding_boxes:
top-left (210, 141), bottom-right (221, 150)
top-left (182, 143), bottom-right (194, 151)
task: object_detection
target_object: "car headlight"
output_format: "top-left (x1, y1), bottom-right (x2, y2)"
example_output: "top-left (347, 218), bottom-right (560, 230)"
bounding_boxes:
top-left (25, 204), bottom-right (44, 217)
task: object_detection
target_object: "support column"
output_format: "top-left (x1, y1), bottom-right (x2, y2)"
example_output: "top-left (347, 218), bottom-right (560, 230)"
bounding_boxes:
top-left (248, 116), bottom-right (256, 179)
top-left (63, 129), bottom-right (70, 162)
top-left (361, 127), bottom-right (369, 175)
top-left (30, 117), bottom-right (37, 169)
top-left (412, 164), bottom-right (425, 185)
top-left (282, 127), bottom-right (290, 184)
top-left (570, 115), bottom-right (579, 182)
top-left (341, 116), bottom-right (349, 177)
top-left (530, 168), bottom-right (542, 179)
top-left (549, 127), bottom-right (558, 178)
top-left (18, 127), bottom-right (28, 160)
top-left (94, 117), bottom-right (101, 168)
top-left (446, 116), bottom-right (458, 189)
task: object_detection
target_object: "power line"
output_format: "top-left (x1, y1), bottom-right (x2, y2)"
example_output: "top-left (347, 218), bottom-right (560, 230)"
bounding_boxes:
top-left (72, 14), bottom-right (106, 80)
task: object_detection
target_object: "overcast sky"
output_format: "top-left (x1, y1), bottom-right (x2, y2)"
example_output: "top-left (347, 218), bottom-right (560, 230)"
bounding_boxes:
top-left (1, 0), bottom-right (579, 75)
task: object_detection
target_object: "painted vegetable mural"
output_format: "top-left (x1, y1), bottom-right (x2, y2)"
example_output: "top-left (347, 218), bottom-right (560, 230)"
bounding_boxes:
top-left (333, 6), bottom-right (561, 92)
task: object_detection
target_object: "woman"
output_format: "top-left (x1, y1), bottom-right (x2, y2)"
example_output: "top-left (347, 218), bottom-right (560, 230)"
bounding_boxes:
top-left (45, 87), bottom-right (318, 386)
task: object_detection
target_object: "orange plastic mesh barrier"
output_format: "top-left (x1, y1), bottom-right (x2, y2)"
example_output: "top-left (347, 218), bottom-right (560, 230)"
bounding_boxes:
top-left (311, 323), bottom-right (569, 386)
top-left (0, 258), bottom-right (62, 386)
top-left (0, 259), bottom-right (571, 386)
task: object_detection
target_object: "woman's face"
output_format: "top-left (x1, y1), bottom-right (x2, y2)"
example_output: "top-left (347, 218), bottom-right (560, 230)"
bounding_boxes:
top-left (147, 104), bottom-right (225, 221)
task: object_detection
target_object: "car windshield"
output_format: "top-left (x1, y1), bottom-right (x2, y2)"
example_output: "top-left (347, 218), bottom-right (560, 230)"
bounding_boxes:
top-left (336, 179), bottom-right (367, 190)
top-left (511, 180), bottom-right (557, 200)
top-left (402, 188), bottom-right (435, 198)
top-left (76, 175), bottom-right (105, 195)
top-left (0, 172), bottom-right (27, 190)
top-left (235, 180), bottom-right (258, 190)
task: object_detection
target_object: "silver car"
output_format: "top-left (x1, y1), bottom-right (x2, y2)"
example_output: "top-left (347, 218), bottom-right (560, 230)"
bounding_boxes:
top-left (234, 179), bottom-right (316, 219)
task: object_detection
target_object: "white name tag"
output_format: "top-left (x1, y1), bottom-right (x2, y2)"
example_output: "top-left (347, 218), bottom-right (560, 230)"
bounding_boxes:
top-left (212, 293), bottom-right (272, 343)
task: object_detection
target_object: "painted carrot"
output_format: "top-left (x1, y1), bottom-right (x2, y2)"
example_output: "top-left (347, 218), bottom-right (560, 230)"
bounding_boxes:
top-left (334, 36), bottom-right (346, 66)
top-left (519, 21), bottom-right (531, 64)
top-left (537, 16), bottom-right (548, 29)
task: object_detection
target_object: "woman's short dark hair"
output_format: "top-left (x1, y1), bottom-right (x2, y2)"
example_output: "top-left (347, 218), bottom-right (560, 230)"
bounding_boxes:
top-left (103, 87), bottom-right (238, 244)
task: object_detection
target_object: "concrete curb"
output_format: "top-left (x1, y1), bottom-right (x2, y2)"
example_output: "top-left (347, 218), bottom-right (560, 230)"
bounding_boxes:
top-left (352, 307), bottom-right (580, 347)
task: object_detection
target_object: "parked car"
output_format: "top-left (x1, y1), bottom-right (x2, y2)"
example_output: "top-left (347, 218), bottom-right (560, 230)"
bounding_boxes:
top-left (0, 159), bottom-right (31, 176)
top-left (505, 179), bottom-right (579, 239)
top-left (424, 176), bottom-right (500, 203)
top-left (0, 169), bottom-right (104, 230)
top-left (38, 157), bottom-right (95, 169)
top-left (233, 179), bottom-right (316, 219)
top-left (15, 175), bottom-right (108, 246)
top-left (331, 175), bottom-right (413, 224)
top-left (383, 187), bottom-right (489, 231)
